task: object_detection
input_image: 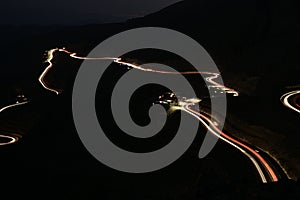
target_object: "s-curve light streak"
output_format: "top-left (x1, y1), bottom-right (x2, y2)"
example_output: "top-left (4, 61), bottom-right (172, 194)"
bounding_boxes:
top-left (281, 90), bottom-right (300, 114)
top-left (39, 48), bottom-right (118, 94)
top-left (39, 49), bottom-right (64, 94)
top-left (39, 48), bottom-right (239, 96)
top-left (39, 49), bottom-right (61, 94)
top-left (178, 101), bottom-right (278, 183)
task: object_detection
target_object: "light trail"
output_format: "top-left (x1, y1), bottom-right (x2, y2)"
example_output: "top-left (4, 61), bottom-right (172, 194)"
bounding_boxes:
top-left (178, 101), bottom-right (278, 183)
top-left (37, 48), bottom-right (282, 182)
top-left (280, 90), bottom-right (300, 114)
top-left (0, 134), bottom-right (18, 146)
top-left (0, 101), bottom-right (29, 145)
top-left (39, 49), bottom-right (61, 94)
top-left (0, 101), bottom-right (29, 113)
top-left (39, 48), bottom-right (239, 96)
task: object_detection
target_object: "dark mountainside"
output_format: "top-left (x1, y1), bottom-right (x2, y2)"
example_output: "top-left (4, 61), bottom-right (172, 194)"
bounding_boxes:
top-left (2, 0), bottom-right (300, 93)
top-left (1, 0), bottom-right (300, 199)
top-left (127, 0), bottom-right (300, 184)
top-left (129, 0), bottom-right (300, 89)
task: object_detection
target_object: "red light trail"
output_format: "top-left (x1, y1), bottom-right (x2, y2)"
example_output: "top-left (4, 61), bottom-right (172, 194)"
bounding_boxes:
top-left (13, 47), bottom-right (281, 183)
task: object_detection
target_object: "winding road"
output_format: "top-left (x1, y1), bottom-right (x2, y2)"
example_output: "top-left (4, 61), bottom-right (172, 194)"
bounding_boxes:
top-left (39, 48), bottom-right (239, 97)
top-left (38, 48), bottom-right (286, 183)
top-left (0, 48), bottom-right (288, 183)
top-left (181, 101), bottom-right (278, 183)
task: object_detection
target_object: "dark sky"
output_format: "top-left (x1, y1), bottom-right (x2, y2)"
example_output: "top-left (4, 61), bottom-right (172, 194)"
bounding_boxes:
top-left (1, 0), bottom-right (181, 25)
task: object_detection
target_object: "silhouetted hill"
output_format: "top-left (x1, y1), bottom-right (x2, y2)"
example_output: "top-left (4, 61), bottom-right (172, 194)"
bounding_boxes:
top-left (128, 0), bottom-right (300, 97)
top-left (129, 0), bottom-right (271, 56)
top-left (3, 0), bottom-right (299, 94)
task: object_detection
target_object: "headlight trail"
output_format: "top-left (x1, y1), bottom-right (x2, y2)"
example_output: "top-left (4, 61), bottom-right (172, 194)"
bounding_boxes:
top-left (0, 101), bottom-right (30, 113)
top-left (178, 100), bottom-right (278, 183)
top-left (39, 48), bottom-right (239, 97)
top-left (0, 134), bottom-right (18, 146)
top-left (35, 47), bottom-right (288, 183)
top-left (0, 101), bottom-right (29, 145)
top-left (280, 90), bottom-right (300, 114)
top-left (37, 48), bottom-right (283, 182)
top-left (39, 49), bottom-right (61, 94)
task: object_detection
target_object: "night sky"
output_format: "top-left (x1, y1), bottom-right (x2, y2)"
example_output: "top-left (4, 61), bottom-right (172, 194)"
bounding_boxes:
top-left (1, 0), bottom-right (181, 25)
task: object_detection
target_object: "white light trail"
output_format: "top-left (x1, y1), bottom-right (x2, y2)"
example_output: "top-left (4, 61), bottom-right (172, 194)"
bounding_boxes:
top-left (0, 101), bottom-right (29, 113)
top-left (0, 135), bottom-right (18, 146)
top-left (280, 90), bottom-right (300, 114)
top-left (177, 101), bottom-right (278, 183)
top-left (39, 48), bottom-right (239, 97)
top-left (0, 101), bottom-right (29, 146)
top-left (0, 100), bottom-right (29, 145)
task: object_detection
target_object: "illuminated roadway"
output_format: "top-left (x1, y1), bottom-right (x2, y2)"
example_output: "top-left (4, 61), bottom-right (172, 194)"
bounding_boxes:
top-left (179, 101), bottom-right (278, 183)
top-left (0, 48), bottom-right (284, 182)
top-left (39, 48), bottom-right (239, 97)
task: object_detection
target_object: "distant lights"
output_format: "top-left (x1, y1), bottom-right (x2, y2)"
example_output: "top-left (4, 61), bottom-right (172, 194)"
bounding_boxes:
top-left (184, 98), bottom-right (201, 104)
